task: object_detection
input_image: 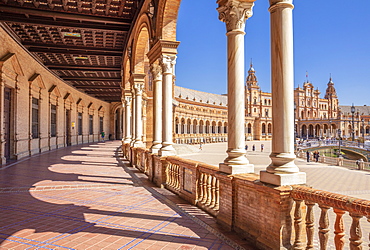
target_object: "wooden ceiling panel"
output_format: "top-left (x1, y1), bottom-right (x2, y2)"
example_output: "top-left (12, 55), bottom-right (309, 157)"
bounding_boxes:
top-left (0, 0), bottom-right (144, 102)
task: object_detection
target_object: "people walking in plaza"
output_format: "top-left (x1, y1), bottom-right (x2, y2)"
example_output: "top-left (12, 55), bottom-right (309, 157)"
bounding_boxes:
top-left (245, 144), bottom-right (248, 151)
top-left (315, 151), bottom-right (320, 162)
top-left (306, 151), bottom-right (310, 162)
top-left (101, 131), bottom-right (105, 142)
top-left (252, 144), bottom-right (255, 151)
top-left (261, 144), bottom-right (264, 152)
top-left (199, 142), bottom-right (203, 150)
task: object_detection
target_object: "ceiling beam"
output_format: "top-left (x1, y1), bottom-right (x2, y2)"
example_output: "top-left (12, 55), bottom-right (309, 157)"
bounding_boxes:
top-left (25, 42), bottom-right (123, 54)
top-left (47, 64), bottom-right (121, 71)
top-left (0, 6), bottom-right (132, 26)
top-left (29, 47), bottom-right (123, 56)
top-left (74, 85), bottom-right (121, 89)
top-left (0, 14), bottom-right (129, 32)
top-left (61, 76), bottom-right (121, 81)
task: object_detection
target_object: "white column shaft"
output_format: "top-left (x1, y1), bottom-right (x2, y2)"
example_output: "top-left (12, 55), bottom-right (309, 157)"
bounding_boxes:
top-left (123, 97), bottom-right (132, 143)
top-left (159, 55), bottom-right (176, 156)
top-left (151, 67), bottom-right (162, 153)
top-left (260, 0), bottom-right (306, 186)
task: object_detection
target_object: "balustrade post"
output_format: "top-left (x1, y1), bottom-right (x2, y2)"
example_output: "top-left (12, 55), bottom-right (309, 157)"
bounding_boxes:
top-left (293, 199), bottom-right (304, 249)
top-left (305, 201), bottom-right (315, 249)
top-left (198, 171), bottom-right (204, 203)
top-left (318, 204), bottom-right (330, 250)
top-left (349, 213), bottom-right (363, 249)
top-left (333, 208), bottom-right (345, 250)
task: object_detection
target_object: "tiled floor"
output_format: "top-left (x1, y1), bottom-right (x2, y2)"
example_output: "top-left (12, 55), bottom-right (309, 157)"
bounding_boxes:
top-left (0, 141), bottom-right (251, 250)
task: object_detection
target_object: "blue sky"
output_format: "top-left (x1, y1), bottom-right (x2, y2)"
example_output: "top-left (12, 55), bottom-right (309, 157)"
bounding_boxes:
top-left (175, 0), bottom-right (370, 106)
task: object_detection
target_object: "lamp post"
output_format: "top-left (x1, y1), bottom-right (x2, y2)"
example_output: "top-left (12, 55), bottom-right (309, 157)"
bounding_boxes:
top-left (338, 128), bottom-right (342, 157)
top-left (362, 118), bottom-right (365, 139)
top-left (329, 120), bottom-right (332, 139)
top-left (351, 104), bottom-right (355, 141)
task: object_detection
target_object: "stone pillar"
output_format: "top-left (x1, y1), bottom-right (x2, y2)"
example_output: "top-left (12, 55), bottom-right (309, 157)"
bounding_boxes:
top-left (159, 55), bottom-right (176, 156)
top-left (260, 0), bottom-right (306, 186)
top-left (150, 62), bottom-right (163, 153)
top-left (217, 0), bottom-right (254, 174)
top-left (130, 88), bottom-right (136, 146)
top-left (123, 94), bottom-right (132, 143)
top-left (0, 80), bottom-right (5, 165)
top-left (131, 74), bottom-right (146, 148)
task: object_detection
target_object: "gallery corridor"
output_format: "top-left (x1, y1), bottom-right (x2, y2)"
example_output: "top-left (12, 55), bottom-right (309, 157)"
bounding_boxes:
top-left (0, 141), bottom-right (250, 249)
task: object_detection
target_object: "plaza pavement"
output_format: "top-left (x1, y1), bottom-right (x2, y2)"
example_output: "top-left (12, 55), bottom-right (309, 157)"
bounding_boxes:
top-left (0, 141), bottom-right (253, 250)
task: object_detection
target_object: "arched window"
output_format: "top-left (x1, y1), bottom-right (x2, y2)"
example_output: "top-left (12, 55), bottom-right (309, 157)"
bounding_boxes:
top-left (247, 123), bottom-right (252, 134)
top-left (268, 123), bottom-right (272, 134)
top-left (262, 123), bottom-right (266, 134)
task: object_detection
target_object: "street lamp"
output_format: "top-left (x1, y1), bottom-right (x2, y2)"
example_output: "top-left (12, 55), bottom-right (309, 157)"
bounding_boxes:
top-left (351, 103), bottom-right (355, 141)
top-left (362, 118), bottom-right (365, 140)
top-left (338, 128), bottom-right (342, 157)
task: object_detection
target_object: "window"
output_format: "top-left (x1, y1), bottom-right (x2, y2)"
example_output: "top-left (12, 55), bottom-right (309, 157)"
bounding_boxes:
top-left (78, 112), bottom-right (83, 135)
top-left (32, 97), bottom-right (39, 139)
top-left (89, 115), bottom-right (93, 135)
top-left (99, 117), bottom-right (103, 133)
top-left (50, 104), bottom-right (57, 137)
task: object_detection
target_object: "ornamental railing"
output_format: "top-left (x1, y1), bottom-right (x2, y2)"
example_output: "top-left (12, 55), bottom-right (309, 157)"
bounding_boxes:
top-left (291, 186), bottom-right (370, 249)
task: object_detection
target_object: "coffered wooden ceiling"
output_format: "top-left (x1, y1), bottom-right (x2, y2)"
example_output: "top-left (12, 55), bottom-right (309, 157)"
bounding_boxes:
top-left (0, 0), bottom-right (144, 102)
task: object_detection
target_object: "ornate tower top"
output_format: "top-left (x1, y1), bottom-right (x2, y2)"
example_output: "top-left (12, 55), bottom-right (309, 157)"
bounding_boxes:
top-left (246, 61), bottom-right (258, 88)
top-left (324, 76), bottom-right (337, 99)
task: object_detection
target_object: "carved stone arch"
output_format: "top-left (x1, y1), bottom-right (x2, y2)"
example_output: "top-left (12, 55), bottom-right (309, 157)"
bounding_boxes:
top-left (123, 58), bottom-right (131, 90)
top-left (156, 0), bottom-right (181, 41)
top-left (110, 102), bottom-right (122, 115)
top-left (132, 16), bottom-right (152, 75)
top-left (0, 53), bottom-right (24, 78)
top-left (28, 73), bottom-right (46, 90)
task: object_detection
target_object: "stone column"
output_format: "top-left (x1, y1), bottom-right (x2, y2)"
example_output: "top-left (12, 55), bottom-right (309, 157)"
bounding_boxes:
top-left (150, 62), bottom-right (163, 153)
top-left (260, 0), bottom-right (306, 186)
top-left (0, 80), bottom-right (5, 165)
top-left (217, 0), bottom-right (254, 174)
top-left (123, 94), bottom-right (132, 143)
top-left (130, 88), bottom-right (136, 146)
top-left (131, 74), bottom-right (146, 148)
top-left (159, 55), bottom-right (176, 156)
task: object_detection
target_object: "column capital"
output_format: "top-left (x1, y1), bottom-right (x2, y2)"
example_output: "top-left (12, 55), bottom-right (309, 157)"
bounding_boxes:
top-left (160, 55), bottom-right (176, 75)
top-left (269, 0), bottom-right (294, 13)
top-left (150, 61), bottom-right (163, 82)
top-left (217, 0), bottom-right (255, 33)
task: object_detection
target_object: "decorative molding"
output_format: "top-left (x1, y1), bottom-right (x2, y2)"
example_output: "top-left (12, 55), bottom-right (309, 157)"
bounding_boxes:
top-left (217, 0), bottom-right (255, 32)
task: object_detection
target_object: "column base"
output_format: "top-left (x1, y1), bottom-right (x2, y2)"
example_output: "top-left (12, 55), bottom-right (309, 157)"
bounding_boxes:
top-left (260, 170), bottom-right (306, 186)
top-left (0, 156), bottom-right (6, 167)
top-left (123, 138), bottom-right (132, 144)
top-left (219, 163), bottom-right (254, 175)
top-left (133, 140), bottom-right (145, 148)
top-left (159, 145), bottom-right (176, 156)
top-left (150, 144), bottom-right (162, 154)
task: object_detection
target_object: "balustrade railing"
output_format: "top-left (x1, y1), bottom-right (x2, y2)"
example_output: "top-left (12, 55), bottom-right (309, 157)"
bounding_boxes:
top-left (291, 186), bottom-right (370, 249)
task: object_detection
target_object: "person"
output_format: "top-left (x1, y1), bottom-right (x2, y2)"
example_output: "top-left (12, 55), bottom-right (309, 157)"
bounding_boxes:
top-left (252, 144), bottom-right (255, 151)
top-left (261, 144), bottom-right (264, 152)
top-left (315, 151), bottom-right (320, 162)
top-left (101, 131), bottom-right (105, 142)
top-left (199, 142), bottom-right (203, 150)
top-left (245, 145), bottom-right (248, 151)
top-left (306, 151), bottom-right (310, 162)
